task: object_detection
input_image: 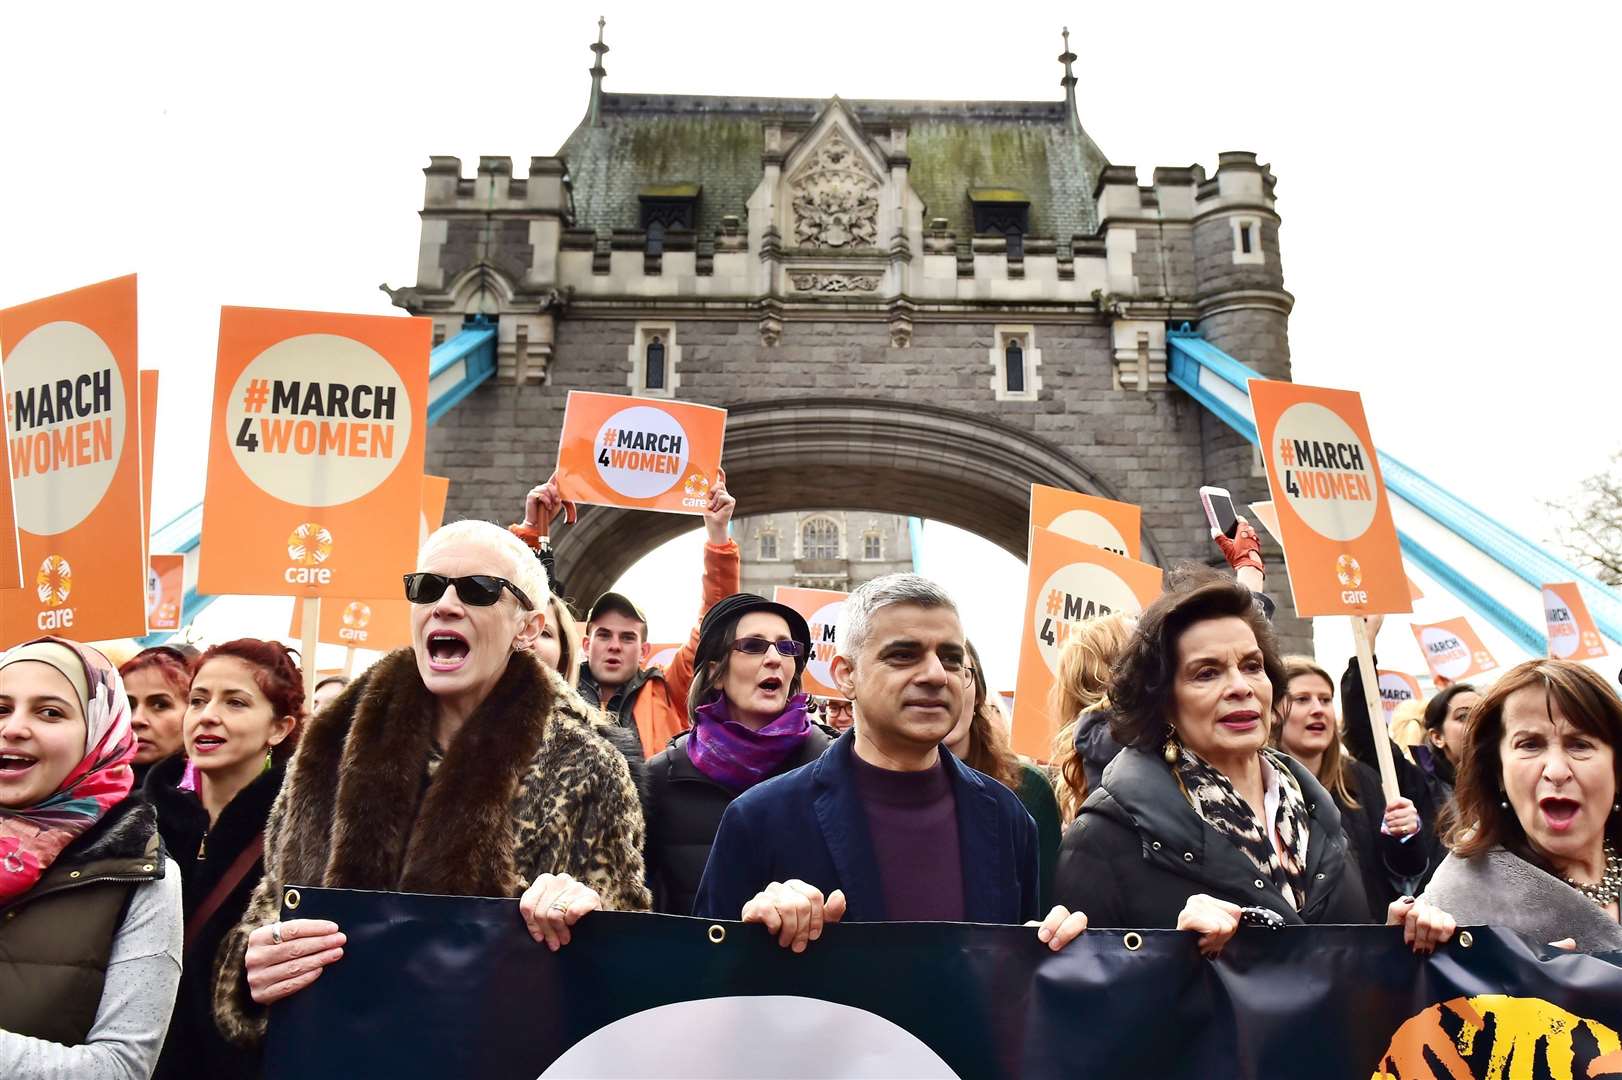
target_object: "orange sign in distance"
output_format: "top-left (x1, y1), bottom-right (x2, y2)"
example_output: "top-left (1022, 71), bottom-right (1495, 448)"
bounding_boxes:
top-left (645, 643), bottom-right (683, 672)
top-left (199, 307), bottom-right (430, 601)
top-left (290, 474), bottom-right (450, 651)
top-left (1011, 527), bottom-right (1163, 760)
top-left (1411, 617), bottom-right (1499, 684)
top-left (139, 369), bottom-right (158, 556)
top-left (773, 586), bottom-right (848, 698)
top-left (0, 276), bottom-right (148, 641)
top-left (1249, 380), bottom-right (1410, 617)
top-left (1376, 670), bottom-right (1422, 726)
top-left (1028, 484), bottom-right (1141, 560)
top-left (146, 554), bottom-right (185, 632)
top-left (554, 391), bottom-right (726, 515)
top-left (1542, 582), bottom-right (1607, 660)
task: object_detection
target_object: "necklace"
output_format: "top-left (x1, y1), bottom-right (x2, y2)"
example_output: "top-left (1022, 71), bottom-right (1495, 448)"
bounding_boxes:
top-left (1561, 842), bottom-right (1622, 907)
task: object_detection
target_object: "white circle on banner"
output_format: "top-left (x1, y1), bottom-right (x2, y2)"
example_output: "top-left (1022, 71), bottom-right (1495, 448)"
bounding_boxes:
top-left (3, 321), bottom-right (126, 535)
top-left (1046, 509), bottom-right (1131, 558)
top-left (1377, 672), bottom-right (1416, 720)
top-left (538, 996), bottom-right (955, 1078)
top-left (1033, 563), bottom-right (1143, 677)
top-left (1543, 588), bottom-right (1579, 659)
top-left (1420, 627), bottom-right (1473, 680)
top-left (592, 405), bottom-right (690, 500)
top-left (806, 598), bottom-right (845, 689)
top-left (1270, 401), bottom-right (1378, 542)
top-left (225, 334), bottom-right (411, 508)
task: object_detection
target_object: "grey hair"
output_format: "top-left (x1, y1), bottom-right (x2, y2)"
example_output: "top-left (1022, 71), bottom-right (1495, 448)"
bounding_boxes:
top-left (837, 572), bottom-right (959, 659)
top-left (417, 520), bottom-right (549, 612)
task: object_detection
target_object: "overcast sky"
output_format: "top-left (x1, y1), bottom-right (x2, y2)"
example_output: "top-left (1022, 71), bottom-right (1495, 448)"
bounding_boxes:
top-left (2, 1), bottom-right (1617, 688)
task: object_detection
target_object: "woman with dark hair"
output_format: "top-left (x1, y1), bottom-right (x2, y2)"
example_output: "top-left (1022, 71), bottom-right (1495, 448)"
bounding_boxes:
top-left (1421, 658), bottom-right (1622, 951)
top-left (644, 593), bottom-right (829, 915)
top-left (147, 640), bottom-right (304, 1080)
top-left (1054, 568), bottom-right (1454, 956)
top-left (944, 640), bottom-right (1061, 908)
top-left (120, 646), bottom-right (195, 787)
top-left (1271, 656), bottom-right (1431, 912)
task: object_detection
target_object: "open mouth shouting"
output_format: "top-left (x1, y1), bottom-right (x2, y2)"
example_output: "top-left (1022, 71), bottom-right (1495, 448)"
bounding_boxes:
top-left (1539, 796), bottom-right (1583, 834)
top-left (0, 752), bottom-right (38, 778)
top-left (426, 630), bottom-right (471, 673)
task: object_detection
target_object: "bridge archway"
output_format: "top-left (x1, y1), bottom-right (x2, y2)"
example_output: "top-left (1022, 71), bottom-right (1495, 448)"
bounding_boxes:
top-left (552, 397), bottom-right (1166, 610)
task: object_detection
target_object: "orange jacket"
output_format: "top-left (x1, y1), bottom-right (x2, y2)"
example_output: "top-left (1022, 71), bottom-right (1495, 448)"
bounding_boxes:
top-left (628, 539), bottom-right (740, 758)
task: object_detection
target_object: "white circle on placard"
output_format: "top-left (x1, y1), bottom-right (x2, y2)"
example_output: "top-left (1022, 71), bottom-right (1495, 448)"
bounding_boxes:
top-left (3, 321), bottom-right (126, 535)
top-left (1270, 401), bottom-right (1378, 542)
top-left (592, 406), bottom-right (690, 500)
top-left (538, 996), bottom-right (955, 1078)
top-left (1046, 509), bottom-right (1131, 558)
top-left (1543, 587), bottom-right (1580, 659)
top-left (805, 598), bottom-right (845, 689)
top-left (1033, 563), bottom-right (1143, 677)
top-left (1377, 671), bottom-right (1417, 720)
top-left (1420, 626), bottom-right (1473, 680)
top-left (225, 334), bottom-right (411, 508)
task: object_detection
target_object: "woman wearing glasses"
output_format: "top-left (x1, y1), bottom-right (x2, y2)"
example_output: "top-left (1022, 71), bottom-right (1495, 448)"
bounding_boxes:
top-left (213, 520), bottom-right (650, 1051)
top-left (644, 593), bottom-right (827, 915)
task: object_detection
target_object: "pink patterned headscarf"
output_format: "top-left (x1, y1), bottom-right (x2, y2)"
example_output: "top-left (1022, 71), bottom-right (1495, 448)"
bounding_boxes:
top-left (0, 637), bottom-right (135, 903)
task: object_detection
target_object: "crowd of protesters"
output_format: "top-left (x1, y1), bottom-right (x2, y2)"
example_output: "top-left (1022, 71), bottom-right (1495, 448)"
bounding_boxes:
top-left (2, 473), bottom-right (1619, 1079)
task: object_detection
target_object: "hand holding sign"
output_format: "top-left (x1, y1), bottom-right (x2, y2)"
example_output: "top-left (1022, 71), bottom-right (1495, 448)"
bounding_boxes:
top-left (703, 468), bottom-right (735, 544)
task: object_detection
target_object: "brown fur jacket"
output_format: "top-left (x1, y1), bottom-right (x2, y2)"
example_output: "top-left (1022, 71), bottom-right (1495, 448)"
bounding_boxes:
top-left (213, 647), bottom-right (650, 1047)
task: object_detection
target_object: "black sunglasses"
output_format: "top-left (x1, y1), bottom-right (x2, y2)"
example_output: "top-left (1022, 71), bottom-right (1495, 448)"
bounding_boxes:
top-left (730, 636), bottom-right (807, 659)
top-left (403, 573), bottom-right (535, 611)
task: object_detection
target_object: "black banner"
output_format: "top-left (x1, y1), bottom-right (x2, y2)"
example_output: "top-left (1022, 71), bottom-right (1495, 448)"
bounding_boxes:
top-left (263, 888), bottom-right (1622, 1079)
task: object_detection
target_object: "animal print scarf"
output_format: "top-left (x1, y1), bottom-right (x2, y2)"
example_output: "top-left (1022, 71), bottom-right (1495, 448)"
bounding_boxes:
top-left (1174, 745), bottom-right (1310, 909)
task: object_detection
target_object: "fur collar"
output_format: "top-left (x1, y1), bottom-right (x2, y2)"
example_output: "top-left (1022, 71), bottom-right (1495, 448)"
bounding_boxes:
top-left (1423, 848), bottom-right (1622, 953)
top-left (281, 648), bottom-right (558, 897)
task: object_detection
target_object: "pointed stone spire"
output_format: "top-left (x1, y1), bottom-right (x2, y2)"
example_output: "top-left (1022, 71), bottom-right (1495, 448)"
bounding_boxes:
top-left (1059, 26), bottom-right (1079, 129)
top-left (587, 16), bottom-right (609, 127)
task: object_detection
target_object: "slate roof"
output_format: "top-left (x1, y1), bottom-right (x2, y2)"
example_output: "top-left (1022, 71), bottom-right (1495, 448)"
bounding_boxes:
top-left (557, 93), bottom-right (1110, 243)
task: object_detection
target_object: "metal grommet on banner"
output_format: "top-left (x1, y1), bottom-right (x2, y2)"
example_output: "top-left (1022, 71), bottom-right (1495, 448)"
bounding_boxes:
top-left (284, 888), bottom-right (302, 911)
top-left (1123, 932), bottom-right (1143, 952)
top-left (1458, 931), bottom-right (1473, 949)
top-left (708, 924), bottom-right (727, 945)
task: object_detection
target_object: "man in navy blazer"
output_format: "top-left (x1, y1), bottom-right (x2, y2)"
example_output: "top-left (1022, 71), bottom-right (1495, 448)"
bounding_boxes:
top-left (693, 573), bottom-right (1088, 953)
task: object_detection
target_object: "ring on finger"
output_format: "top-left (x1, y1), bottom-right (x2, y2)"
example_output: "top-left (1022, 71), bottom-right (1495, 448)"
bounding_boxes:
top-left (271, 922), bottom-right (283, 946)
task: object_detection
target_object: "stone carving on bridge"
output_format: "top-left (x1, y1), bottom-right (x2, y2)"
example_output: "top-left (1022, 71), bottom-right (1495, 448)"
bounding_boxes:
top-left (789, 272), bottom-right (882, 293)
top-left (789, 129), bottom-right (881, 250)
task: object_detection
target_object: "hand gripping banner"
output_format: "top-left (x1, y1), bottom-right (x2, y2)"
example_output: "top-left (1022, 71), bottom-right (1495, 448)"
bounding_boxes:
top-left (263, 888), bottom-right (1622, 1080)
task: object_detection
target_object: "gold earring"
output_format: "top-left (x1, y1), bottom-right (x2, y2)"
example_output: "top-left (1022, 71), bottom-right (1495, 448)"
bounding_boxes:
top-left (263, 748), bottom-right (273, 772)
top-left (1163, 733), bottom-right (1181, 766)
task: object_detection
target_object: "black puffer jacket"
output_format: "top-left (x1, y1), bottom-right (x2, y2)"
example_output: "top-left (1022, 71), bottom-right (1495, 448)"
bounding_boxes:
top-left (645, 726), bottom-right (834, 915)
top-left (1054, 746), bottom-right (1371, 928)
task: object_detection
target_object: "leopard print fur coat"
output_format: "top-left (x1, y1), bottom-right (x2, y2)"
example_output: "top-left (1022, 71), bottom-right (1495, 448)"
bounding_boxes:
top-left (213, 647), bottom-right (650, 1047)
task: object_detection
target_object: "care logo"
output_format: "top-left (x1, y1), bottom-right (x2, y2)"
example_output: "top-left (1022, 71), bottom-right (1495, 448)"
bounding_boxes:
top-left (285, 522), bottom-right (336, 586)
top-left (1335, 554), bottom-right (1362, 589)
top-left (683, 473), bottom-right (710, 500)
top-left (592, 405), bottom-right (691, 502)
top-left (35, 554), bottom-right (72, 608)
top-left (340, 600), bottom-right (372, 643)
top-left (225, 333), bottom-right (413, 508)
top-left (1033, 562), bottom-right (1141, 676)
top-left (1269, 401), bottom-right (1378, 542)
top-left (1373, 994), bottom-right (1622, 1079)
top-left (4, 321), bottom-right (127, 536)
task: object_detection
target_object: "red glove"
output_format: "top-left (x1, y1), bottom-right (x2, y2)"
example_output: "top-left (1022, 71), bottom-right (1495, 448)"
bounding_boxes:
top-left (1214, 518), bottom-right (1264, 574)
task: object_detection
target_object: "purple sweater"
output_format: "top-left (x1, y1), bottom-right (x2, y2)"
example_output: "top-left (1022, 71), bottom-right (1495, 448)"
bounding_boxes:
top-left (851, 751), bottom-right (965, 921)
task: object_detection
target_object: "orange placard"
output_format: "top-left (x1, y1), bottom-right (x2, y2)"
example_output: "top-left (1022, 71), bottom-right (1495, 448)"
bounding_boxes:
top-left (1377, 669), bottom-right (1422, 725)
top-left (1029, 484), bottom-right (1141, 560)
top-left (1251, 499), bottom-right (1424, 602)
top-left (1012, 527), bottom-right (1163, 759)
top-left (645, 643), bottom-right (683, 672)
top-left (1250, 380), bottom-right (1410, 617)
top-left (773, 586), bottom-right (848, 698)
top-left (139, 369), bottom-right (158, 555)
top-left (146, 554), bottom-right (185, 632)
top-left (0, 276), bottom-right (148, 642)
top-left (290, 475), bottom-right (451, 650)
top-left (1543, 582), bottom-right (1607, 660)
top-left (554, 391), bottom-right (726, 515)
top-left (1411, 617), bottom-right (1498, 684)
top-left (198, 307), bottom-right (430, 600)
top-left (0, 343), bottom-right (18, 591)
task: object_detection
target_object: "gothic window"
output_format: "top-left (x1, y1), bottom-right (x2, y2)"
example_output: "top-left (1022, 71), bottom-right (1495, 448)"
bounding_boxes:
top-left (802, 517), bottom-right (840, 560)
top-left (990, 325), bottom-right (1041, 401)
top-left (1005, 339), bottom-right (1026, 394)
top-left (863, 532), bottom-right (882, 561)
top-left (646, 220), bottom-right (666, 258)
top-left (645, 336), bottom-right (666, 391)
top-left (1231, 217), bottom-right (1265, 265)
top-left (759, 531), bottom-right (779, 561)
top-left (1239, 222), bottom-right (1253, 255)
top-left (970, 190), bottom-right (1030, 260)
top-left (639, 185), bottom-right (699, 257)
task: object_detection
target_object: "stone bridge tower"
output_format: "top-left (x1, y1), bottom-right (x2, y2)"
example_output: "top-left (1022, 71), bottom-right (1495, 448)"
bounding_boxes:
top-left (387, 24), bottom-right (1305, 651)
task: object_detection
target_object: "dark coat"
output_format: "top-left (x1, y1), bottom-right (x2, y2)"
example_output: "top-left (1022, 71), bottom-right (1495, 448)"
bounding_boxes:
top-left (1054, 746), bottom-right (1371, 928)
top-left (693, 732), bottom-right (1041, 925)
top-left (645, 725), bottom-right (834, 916)
top-left (1336, 757), bottom-right (1433, 917)
top-left (146, 756), bottom-right (284, 1080)
top-left (0, 796), bottom-right (168, 1046)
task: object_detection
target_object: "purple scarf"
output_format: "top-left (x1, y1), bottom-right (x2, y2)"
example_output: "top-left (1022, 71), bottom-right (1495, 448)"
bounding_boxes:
top-left (687, 694), bottom-right (813, 792)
